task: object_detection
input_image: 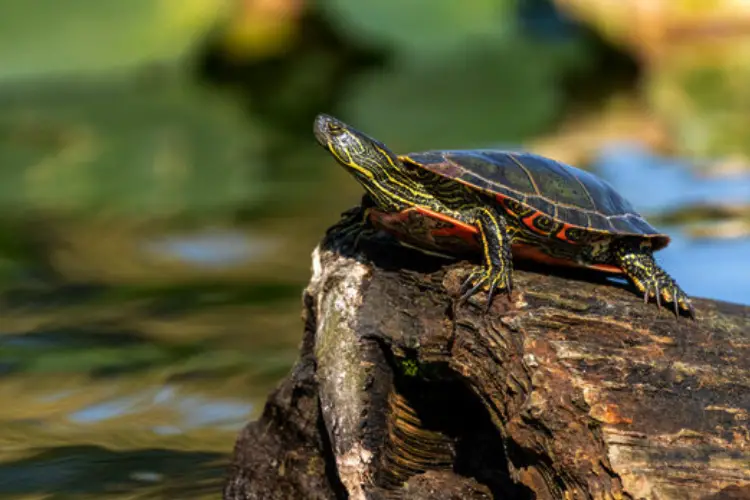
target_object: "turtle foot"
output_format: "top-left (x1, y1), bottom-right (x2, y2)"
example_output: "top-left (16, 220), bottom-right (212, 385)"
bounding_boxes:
top-left (614, 240), bottom-right (695, 320)
top-left (459, 264), bottom-right (513, 311)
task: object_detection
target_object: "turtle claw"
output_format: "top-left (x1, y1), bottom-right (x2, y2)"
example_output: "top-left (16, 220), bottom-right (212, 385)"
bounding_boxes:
top-left (460, 271), bottom-right (478, 295)
top-left (642, 282), bottom-right (663, 310)
top-left (459, 265), bottom-right (512, 309)
top-left (485, 288), bottom-right (495, 312)
top-left (459, 269), bottom-right (486, 303)
top-left (639, 276), bottom-right (694, 319)
top-left (616, 241), bottom-right (695, 320)
top-left (663, 286), bottom-right (695, 320)
top-left (486, 285), bottom-right (513, 312)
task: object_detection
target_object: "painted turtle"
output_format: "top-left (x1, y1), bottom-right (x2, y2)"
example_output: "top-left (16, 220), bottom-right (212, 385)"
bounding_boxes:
top-left (314, 114), bottom-right (694, 318)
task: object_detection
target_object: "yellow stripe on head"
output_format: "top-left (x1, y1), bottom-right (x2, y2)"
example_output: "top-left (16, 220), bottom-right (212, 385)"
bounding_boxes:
top-left (329, 141), bottom-right (374, 179)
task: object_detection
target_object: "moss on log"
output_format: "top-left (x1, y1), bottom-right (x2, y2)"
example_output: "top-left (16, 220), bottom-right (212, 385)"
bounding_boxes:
top-left (224, 208), bottom-right (750, 500)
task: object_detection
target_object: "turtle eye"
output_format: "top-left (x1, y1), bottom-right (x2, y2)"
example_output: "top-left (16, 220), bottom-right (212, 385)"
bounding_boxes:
top-left (327, 121), bottom-right (344, 136)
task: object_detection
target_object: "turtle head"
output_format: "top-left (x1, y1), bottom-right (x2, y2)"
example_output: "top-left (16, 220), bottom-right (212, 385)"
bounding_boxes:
top-left (314, 114), bottom-right (403, 184)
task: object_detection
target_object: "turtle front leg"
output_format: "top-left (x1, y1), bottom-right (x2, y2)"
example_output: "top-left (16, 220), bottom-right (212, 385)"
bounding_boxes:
top-left (326, 195), bottom-right (379, 251)
top-left (613, 239), bottom-right (695, 319)
top-left (460, 208), bottom-right (514, 308)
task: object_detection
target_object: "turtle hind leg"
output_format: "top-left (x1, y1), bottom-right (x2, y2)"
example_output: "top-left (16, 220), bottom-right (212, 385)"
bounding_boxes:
top-left (613, 239), bottom-right (695, 319)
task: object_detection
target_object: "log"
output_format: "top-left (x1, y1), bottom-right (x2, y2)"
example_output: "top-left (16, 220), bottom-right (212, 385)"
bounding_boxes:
top-left (223, 206), bottom-right (750, 500)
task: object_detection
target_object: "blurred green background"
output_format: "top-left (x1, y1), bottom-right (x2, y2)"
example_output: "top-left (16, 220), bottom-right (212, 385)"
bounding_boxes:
top-left (0, 0), bottom-right (749, 498)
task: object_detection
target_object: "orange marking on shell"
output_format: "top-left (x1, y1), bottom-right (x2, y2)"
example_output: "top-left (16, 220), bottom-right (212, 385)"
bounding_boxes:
top-left (522, 212), bottom-right (550, 236)
top-left (496, 194), bottom-right (517, 216)
top-left (555, 223), bottom-right (576, 243)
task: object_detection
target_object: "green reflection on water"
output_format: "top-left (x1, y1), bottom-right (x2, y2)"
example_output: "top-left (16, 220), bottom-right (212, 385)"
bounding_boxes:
top-left (0, 68), bottom-right (365, 496)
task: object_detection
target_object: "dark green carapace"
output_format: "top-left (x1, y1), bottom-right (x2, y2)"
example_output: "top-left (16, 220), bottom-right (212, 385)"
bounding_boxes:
top-left (314, 114), bottom-right (695, 319)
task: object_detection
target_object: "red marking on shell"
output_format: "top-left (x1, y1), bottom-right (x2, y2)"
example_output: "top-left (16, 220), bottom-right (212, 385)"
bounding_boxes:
top-left (556, 223), bottom-right (576, 243)
top-left (522, 212), bottom-right (550, 236)
top-left (495, 194), bottom-right (513, 213)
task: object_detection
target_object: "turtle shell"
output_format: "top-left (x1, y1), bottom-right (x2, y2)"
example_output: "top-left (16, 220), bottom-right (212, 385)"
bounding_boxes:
top-left (401, 150), bottom-right (669, 250)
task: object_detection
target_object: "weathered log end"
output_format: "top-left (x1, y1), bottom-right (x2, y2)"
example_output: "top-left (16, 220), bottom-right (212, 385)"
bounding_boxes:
top-left (224, 207), bottom-right (750, 500)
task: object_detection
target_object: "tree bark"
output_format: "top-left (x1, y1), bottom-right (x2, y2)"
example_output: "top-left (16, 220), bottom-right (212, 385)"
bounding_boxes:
top-left (224, 207), bottom-right (750, 500)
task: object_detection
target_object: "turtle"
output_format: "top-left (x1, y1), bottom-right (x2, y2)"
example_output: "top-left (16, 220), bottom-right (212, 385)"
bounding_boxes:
top-left (313, 114), bottom-right (695, 319)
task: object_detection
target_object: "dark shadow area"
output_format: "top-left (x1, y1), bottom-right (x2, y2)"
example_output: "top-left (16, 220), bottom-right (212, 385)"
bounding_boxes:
top-left (518, 0), bottom-right (641, 108)
top-left (375, 349), bottom-right (535, 499)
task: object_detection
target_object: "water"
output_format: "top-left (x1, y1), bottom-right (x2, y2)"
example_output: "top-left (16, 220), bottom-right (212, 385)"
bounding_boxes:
top-left (0, 140), bottom-right (359, 498)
